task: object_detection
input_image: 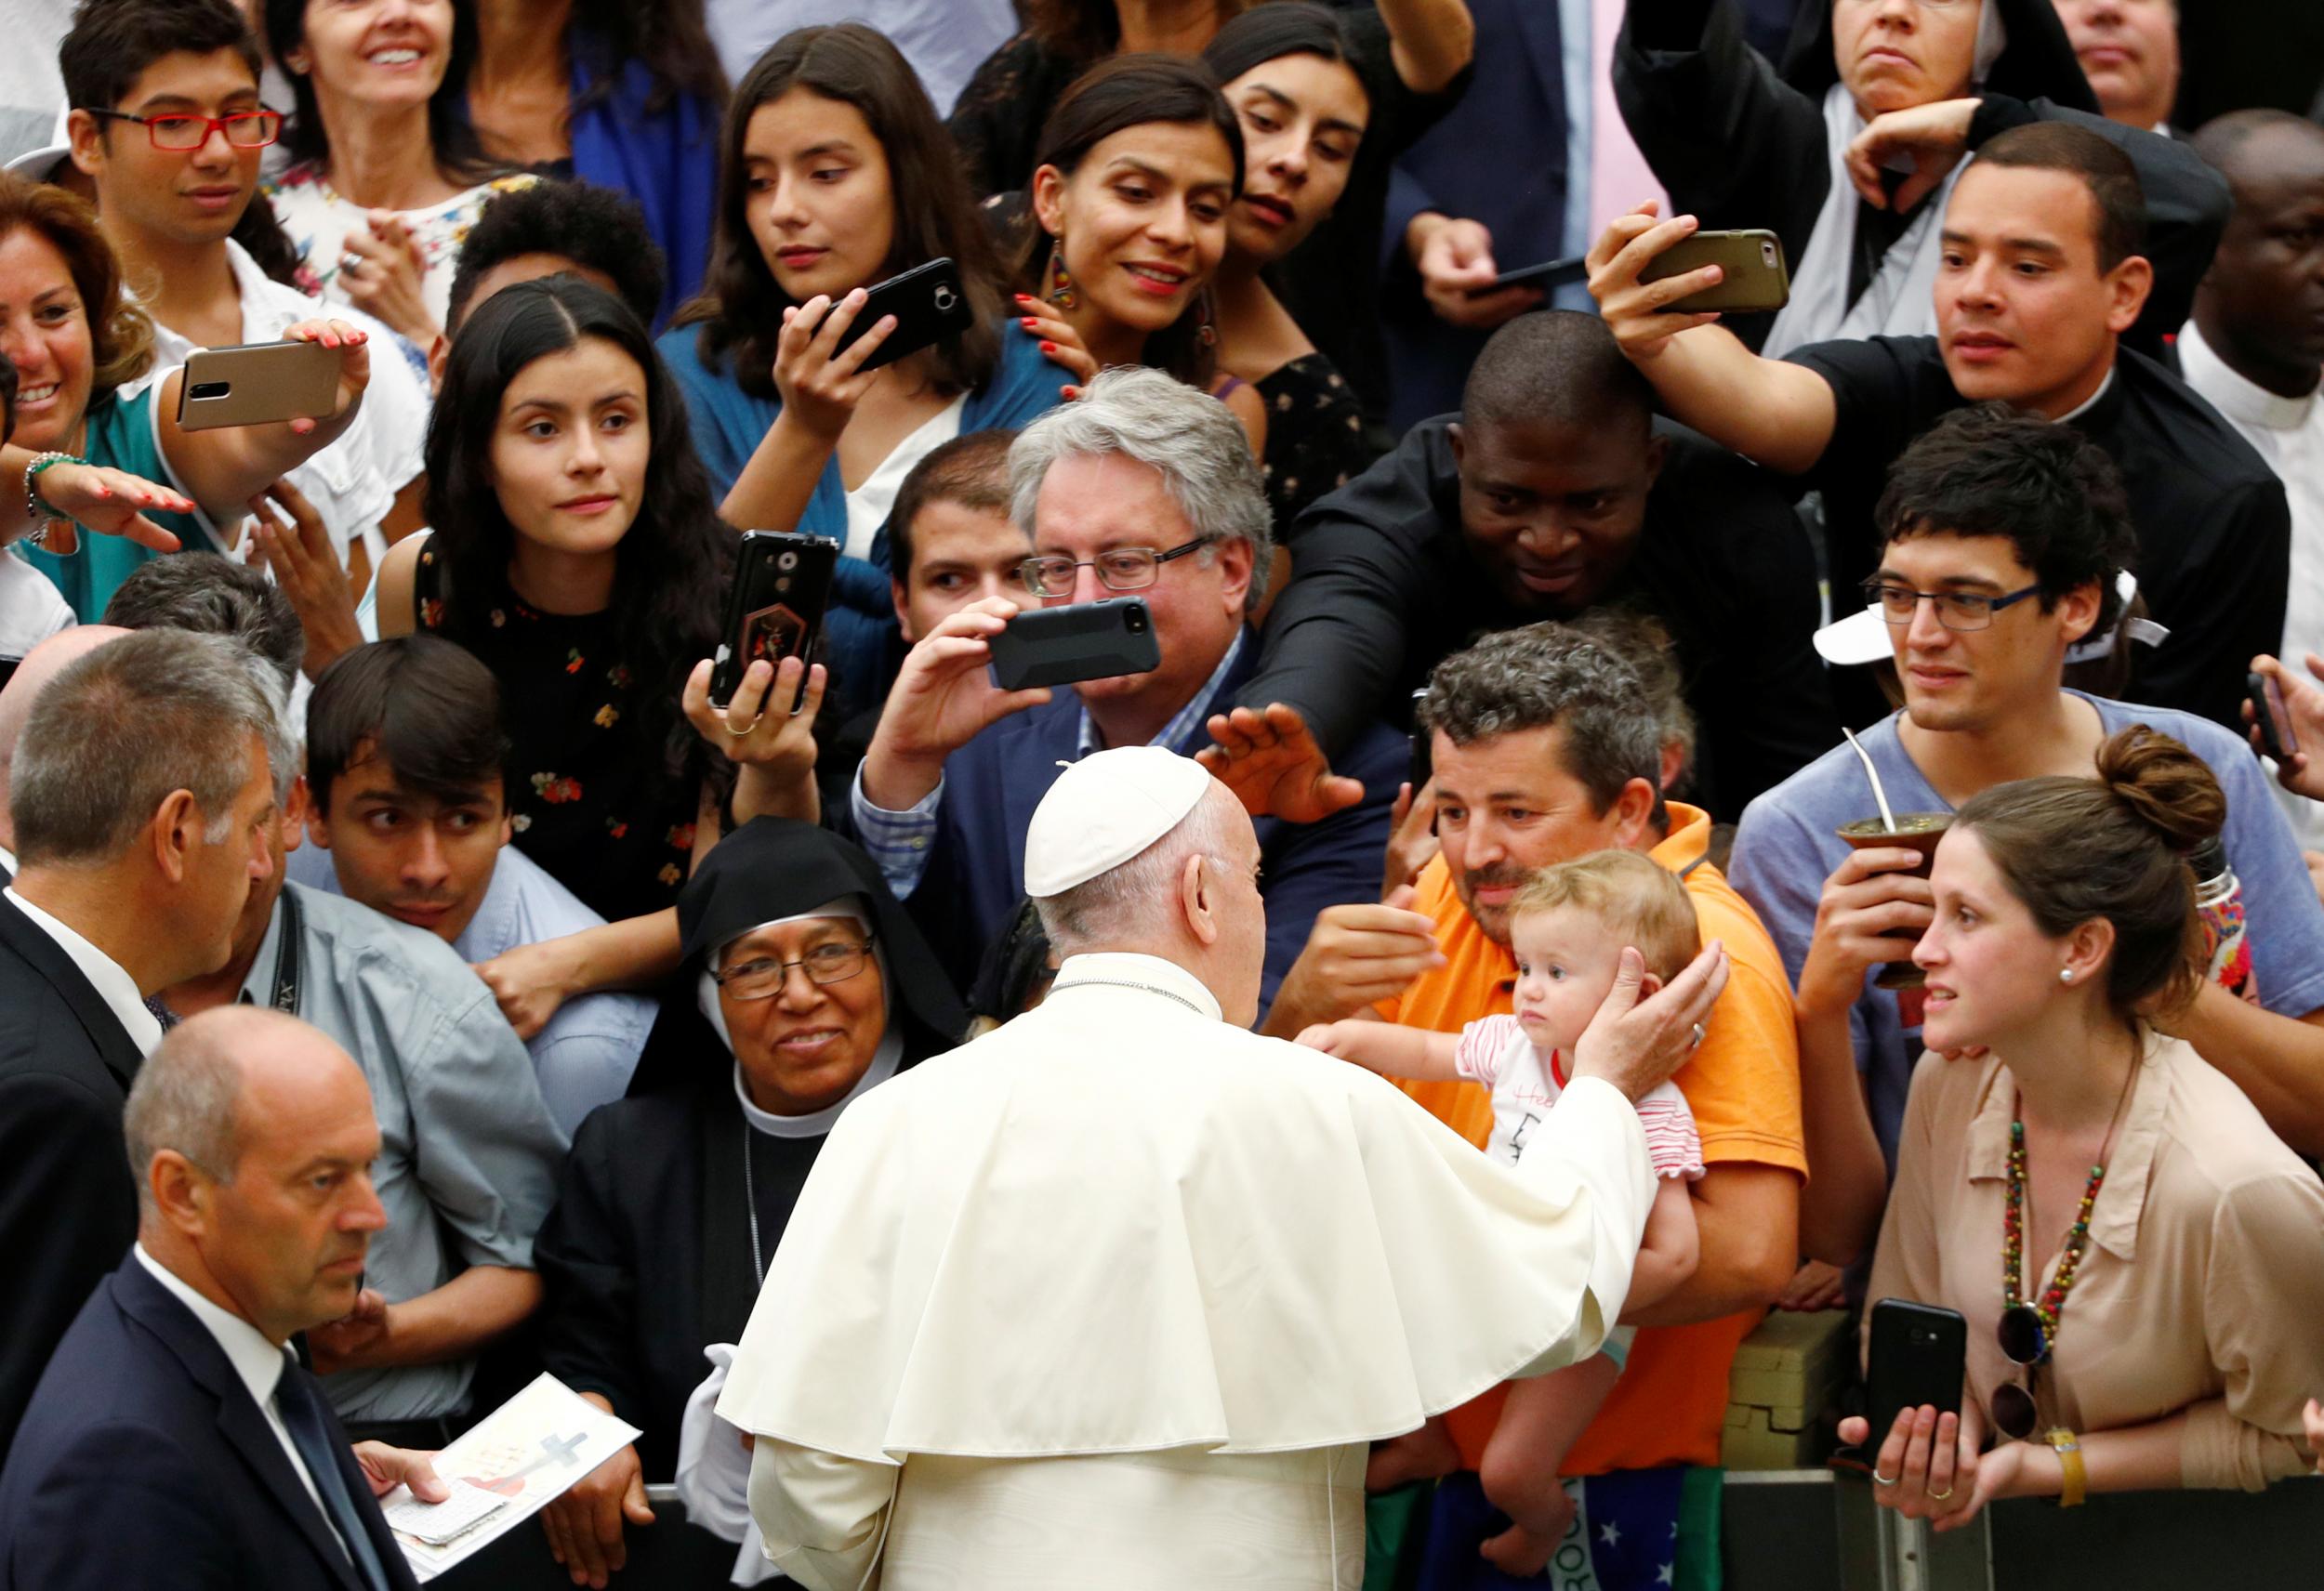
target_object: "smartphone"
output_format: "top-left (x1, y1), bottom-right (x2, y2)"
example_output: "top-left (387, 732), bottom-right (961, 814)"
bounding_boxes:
top-left (1863, 1298), bottom-right (1966, 1454)
top-left (709, 532), bottom-right (838, 712)
top-left (986, 598), bottom-right (1160, 691)
top-left (1466, 255), bottom-right (1590, 299)
top-left (1406, 689), bottom-right (1433, 791)
top-left (1639, 229), bottom-right (1790, 314)
top-left (2250, 670), bottom-right (2300, 760)
top-left (828, 257), bottom-right (976, 374)
top-left (177, 339), bottom-right (339, 430)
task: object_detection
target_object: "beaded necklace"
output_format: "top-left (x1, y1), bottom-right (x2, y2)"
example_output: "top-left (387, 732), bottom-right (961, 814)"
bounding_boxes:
top-left (2000, 1057), bottom-right (2139, 1350)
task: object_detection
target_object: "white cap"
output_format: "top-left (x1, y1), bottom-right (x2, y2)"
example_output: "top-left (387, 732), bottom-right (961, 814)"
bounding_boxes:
top-left (1023, 747), bottom-right (1213, 899)
top-left (4, 144), bottom-right (70, 183)
top-left (1813, 572), bottom-right (2162, 667)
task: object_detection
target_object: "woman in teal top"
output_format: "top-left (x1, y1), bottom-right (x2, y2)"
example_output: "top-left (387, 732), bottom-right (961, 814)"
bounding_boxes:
top-left (0, 175), bottom-right (373, 619)
top-left (658, 24), bottom-right (1065, 724)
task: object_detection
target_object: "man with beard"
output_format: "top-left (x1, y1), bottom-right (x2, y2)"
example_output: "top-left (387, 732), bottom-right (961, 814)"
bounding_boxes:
top-left (1259, 624), bottom-right (1805, 1555)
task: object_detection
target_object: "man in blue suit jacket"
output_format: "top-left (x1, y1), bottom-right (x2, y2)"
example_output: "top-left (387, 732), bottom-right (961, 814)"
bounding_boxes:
top-left (0, 1007), bottom-right (445, 1591)
top-left (844, 369), bottom-right (1404, 1017)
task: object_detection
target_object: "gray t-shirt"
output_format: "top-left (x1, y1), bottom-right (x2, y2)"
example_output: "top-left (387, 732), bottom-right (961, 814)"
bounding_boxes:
top-left (1727, 693), bottom-right (2324, 1164)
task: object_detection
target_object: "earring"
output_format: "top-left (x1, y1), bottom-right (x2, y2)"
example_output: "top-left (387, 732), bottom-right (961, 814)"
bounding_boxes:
top-left (2059, 968), bottom-right (2074, 983)
top-left (1195, 287), bottom-right (1219, 348)
top-left (1044, 236), bottom-right (1076, 310)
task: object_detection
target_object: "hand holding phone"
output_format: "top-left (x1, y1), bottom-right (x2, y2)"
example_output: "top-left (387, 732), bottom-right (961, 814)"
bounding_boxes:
top-left (829, 258), bottom-right (974, 373)
top-left (2250, 668), bottom-right (2301, 762)
top-left (1637, 230), bottom-right (1790, 314)
top-left (710, 532), bottom-right (838, 711)
top-left (178, 338), bottom-right (341, 430)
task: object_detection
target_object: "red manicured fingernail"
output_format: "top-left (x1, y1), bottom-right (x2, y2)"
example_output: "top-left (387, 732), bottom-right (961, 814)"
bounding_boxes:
top-left (1020, 317), bottom-right (1038, 329)
top-left (1013, 293), bottom-right (1032, 303)
top-left (1039, 341), bottom-right (1057, 353)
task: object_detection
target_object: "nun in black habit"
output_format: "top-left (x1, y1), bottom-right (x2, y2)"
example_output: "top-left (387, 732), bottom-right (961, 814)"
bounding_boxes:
top-left (1610, 0), bottom-right (2225, 358)
top-left (529, 820), bottom-right (967, 1584)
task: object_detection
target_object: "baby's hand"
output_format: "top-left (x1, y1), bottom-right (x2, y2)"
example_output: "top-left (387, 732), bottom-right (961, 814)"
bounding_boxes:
top-left (1295, 1022), bottom-right (1346, 1054)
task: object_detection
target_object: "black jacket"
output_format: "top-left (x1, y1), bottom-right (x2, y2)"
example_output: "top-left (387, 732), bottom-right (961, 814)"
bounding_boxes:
top-left (0, 1256), bottom-right (419, 1591)
top-left (1237, 417), bottom-right (1838, 821)
top-left (0, 891), bottom-right (143, 1463)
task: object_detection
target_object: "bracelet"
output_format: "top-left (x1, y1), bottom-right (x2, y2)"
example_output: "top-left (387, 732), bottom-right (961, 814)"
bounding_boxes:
top-left (2045, 1427), bottom-right (2086, 1508)
top-left (22, 452), bottom-right (84, 550)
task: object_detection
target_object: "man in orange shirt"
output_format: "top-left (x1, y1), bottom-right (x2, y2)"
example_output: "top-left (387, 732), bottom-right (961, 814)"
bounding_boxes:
top-left (1261, 624), bottom-right (1804, 1553)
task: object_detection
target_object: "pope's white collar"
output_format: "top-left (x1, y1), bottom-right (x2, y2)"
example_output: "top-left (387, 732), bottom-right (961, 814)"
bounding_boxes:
top-left (1044, 952), bottom-right (1225, 1022)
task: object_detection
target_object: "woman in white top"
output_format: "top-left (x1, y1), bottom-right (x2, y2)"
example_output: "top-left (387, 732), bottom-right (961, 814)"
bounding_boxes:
top-left (260, 0), bottom-right (530, 353)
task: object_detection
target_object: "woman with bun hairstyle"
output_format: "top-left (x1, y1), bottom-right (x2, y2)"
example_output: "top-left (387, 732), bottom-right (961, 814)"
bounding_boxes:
top-left (1002, 55), bottom-right (1267, 454)
top-left (662, 24), bottom-right (1067, 725)
top-left (1838, 726), bottom-right (2324, 1528)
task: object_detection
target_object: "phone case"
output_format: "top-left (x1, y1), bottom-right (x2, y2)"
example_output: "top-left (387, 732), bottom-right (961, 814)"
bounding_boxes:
top-left (831, 257), bottom-right (976, 374)
top-left (1864, 1298), bottom-right (1966, 1451)
top-left (176, 340), bottom-right (340, 430)
top-left (986, 598), bottom-right (1161, 691)
top-left (710, 532), bottom-right (838, 709)
top-left (1639, 229), bottom-right (1791, 313)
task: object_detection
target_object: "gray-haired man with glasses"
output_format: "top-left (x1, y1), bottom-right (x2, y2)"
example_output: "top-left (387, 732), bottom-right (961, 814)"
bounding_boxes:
top-left (1726, 405), bottom-right (2324, 1256)
top-left (845, 367), bottom-right (1407, 1017)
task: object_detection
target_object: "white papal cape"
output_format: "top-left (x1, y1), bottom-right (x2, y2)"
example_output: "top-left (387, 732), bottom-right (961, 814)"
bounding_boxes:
top-left (716, 953), bottom-right (1657, 1589)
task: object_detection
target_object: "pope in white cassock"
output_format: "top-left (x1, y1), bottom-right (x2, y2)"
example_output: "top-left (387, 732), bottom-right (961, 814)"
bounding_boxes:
top-left (714, 745), bottom-right (1733, 1588)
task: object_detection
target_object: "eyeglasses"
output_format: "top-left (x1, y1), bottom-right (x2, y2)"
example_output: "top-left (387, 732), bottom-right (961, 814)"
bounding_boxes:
top-left (1021, 536), bottom-right (1209, 598)
top-left (1989, 1305), bottom-right (2049, 1440)
top-left (1861, 577), bottom-right (2043, 633)
top-left (710, 936), bottom-right (877, 1001)
top-left (89, 108), bottom-right (283, 152)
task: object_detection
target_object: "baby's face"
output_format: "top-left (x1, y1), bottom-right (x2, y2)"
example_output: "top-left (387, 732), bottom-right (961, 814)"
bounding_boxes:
top-left (1509, 905), bottom-right (1624, 1057)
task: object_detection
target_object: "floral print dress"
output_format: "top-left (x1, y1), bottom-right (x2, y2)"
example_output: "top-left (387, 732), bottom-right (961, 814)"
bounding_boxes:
top-left (414, 542), bottom-right (695, 924)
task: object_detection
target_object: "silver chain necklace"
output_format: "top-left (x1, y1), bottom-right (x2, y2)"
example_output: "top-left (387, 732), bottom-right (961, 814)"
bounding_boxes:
top-left (742, 1121), bottom-right (765, 1285)
top-left (1047, 977), bottom-right (1206, 1015)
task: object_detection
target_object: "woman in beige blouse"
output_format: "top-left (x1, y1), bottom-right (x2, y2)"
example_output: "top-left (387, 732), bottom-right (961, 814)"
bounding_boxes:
top-left (1838, 727), bottom-right (2324, 1527)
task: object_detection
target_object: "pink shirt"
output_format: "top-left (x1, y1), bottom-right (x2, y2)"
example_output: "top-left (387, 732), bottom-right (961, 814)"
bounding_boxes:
top-left (1455, 1014), bottom-right (1704, 1180)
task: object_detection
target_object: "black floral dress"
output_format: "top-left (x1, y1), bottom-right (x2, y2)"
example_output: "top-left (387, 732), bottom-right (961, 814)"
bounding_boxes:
top-left (1258, 354), bottom-right (1380, 534)
top-left (414, 543), bottom-right (697, 924)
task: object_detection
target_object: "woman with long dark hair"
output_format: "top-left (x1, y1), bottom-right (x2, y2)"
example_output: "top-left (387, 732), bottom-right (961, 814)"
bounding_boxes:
top-left (1200, 5), bottom-right (1386, 531)
top-left (461, 0), bottom-right (728, 325)
top-left (1002, 55), bottom-right (1266, 454)
top-left (262, 0), bottom-right (529, 349)
top-left (661, 24), bottom-right (1065, 723)
top-left (374, 275), bottom-right (728, 924)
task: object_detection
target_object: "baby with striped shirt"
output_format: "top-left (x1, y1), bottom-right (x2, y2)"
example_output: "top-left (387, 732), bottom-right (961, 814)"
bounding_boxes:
top-left (1298, 848), bottom-right (1704, 1574)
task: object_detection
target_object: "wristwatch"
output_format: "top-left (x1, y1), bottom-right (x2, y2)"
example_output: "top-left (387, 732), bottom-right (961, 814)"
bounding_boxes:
top-left (2045, 1427), bottom-right (2086, 1508)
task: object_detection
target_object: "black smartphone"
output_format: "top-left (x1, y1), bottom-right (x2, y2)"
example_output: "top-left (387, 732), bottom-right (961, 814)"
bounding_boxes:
top-left (2250, 670), bottom-right (2300, 760)
top-left (710, 531), bottom-right (838, 712)
top-left (828, 257), bottom-right (975, 373)
top-left (1406, 689), bottom-right (1433, 791)
top-left (1465, 255), bottom-right (1589, 298)
top-left (1863, 1298), bottom-right (1966, 1455)
top-left (986, 598), bottom-right (1160, 691)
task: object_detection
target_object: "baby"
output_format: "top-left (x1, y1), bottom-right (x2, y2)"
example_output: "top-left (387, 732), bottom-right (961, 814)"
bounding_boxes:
top-left (1298, 849), bottom-right (1704, 1574)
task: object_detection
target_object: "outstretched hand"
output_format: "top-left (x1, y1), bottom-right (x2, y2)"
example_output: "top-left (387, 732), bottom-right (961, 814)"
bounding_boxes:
top-left (1195, 703), bottom-right (1363, 823)
top-left (19, 459), bottom-right (191, 557)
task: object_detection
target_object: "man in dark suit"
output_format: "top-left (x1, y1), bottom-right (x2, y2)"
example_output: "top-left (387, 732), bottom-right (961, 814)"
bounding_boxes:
top-left (0, 628), bottom-right (285, 1457)
top-left (840, 368), bottom-right (1403, 1017)
top-left (0, 1006), bottom-right (450, 1590)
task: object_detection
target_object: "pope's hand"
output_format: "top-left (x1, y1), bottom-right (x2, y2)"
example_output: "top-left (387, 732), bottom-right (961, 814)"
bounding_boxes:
top-left (1567, 940), bottom-right (1728, 1102)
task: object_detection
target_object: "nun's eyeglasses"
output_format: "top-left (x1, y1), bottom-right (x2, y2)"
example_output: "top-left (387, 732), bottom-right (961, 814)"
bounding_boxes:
top-left (712, 936), bottom-right (877, 999)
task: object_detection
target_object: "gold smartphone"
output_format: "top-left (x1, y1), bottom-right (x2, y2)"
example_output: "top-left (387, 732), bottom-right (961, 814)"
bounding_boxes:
top-left (1639, 229), bottom-right (1790, 314)
top-left (176, 339), bottom-right (339, 430)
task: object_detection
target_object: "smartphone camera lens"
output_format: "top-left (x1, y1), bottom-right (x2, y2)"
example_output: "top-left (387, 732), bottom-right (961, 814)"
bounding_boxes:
top-left (1761, 241), bottom-right (1778, 267)
top-left (776, 577), bottom-right (792, 593)
top-left (776, 549), bottom-right (799, 572)
top-left (1126, 605), bottom-right (1148, 633)
top-left (933, 284), bottom-right (958, 312)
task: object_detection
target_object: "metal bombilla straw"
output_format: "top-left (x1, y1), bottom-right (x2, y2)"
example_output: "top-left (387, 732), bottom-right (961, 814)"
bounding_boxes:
top-left (1842, 727), bottom-right (1897, 833)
